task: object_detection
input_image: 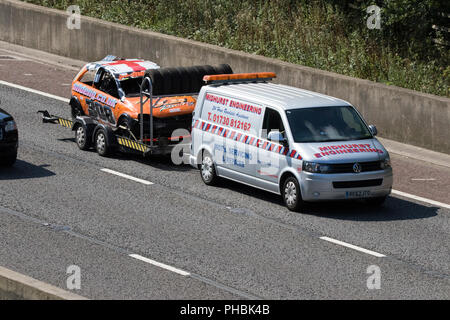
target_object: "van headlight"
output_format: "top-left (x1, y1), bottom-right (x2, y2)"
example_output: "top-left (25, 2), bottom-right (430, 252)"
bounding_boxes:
top-left (5, 120), bottom-right (17, 132)
top-left (380, 157), bottom-right (391, 169)
top-left (303, 161), bottom-right (331, 173)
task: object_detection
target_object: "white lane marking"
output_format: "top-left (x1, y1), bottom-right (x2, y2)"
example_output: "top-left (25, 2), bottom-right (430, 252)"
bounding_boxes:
top-left (101, 168), bottom-right (154, 185)
top-left (410, 178), bottom-right (436, 181)
top-left (392, 189), bottom-right (450, 210)
top-left (130, 254), bottom-right (191, 276)
top-left (320, 236), bottom-right (386, 258)
top-left (0, 80), bottom-right (69, 103)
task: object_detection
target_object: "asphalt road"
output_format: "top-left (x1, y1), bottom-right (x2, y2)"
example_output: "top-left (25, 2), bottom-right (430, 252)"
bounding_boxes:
top-left (0, 48), bottom-right (449, 299)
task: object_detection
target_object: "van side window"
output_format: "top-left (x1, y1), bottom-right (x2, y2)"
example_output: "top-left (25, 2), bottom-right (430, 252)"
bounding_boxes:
top-left (261, 107), bottom-right (285, 139)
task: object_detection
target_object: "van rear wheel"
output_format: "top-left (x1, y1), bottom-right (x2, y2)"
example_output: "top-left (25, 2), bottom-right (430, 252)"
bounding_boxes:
top-left (282, 177), bottom-right (304, 212)
top-left (200, 150), bottom-right (218, 185)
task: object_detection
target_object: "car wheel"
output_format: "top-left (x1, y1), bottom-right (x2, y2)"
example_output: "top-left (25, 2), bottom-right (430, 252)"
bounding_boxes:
top-left (75, 125), bottom-right (91, 150)
top-left (200, 150), bottom-right (218, 185)
top-left (282, 176), bottom-right (304, 212)
top-left (95, 129), bottom-right (111, 157)
top-left (365, 196), bottom-right (387, 207)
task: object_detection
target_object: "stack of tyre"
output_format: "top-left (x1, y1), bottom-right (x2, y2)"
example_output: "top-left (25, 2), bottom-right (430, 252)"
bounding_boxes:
top-left (144, 64), bottom-right (233, 96)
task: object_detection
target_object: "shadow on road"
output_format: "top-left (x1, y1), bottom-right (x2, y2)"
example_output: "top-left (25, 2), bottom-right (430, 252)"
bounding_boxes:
top-left (108, 152), bottom-right (194, 172)
top-left (0, 160), bottom-right (55, 180)
top-left (214, 179), bottom-right (439, 222)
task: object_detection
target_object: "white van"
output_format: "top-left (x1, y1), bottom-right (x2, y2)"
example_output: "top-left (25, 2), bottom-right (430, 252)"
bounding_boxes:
top-left (189, 73), bottom-right (393, 211)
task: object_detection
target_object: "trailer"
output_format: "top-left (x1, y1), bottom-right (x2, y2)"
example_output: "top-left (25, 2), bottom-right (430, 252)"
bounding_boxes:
top-left (38, 59), bottom-right (232, 162)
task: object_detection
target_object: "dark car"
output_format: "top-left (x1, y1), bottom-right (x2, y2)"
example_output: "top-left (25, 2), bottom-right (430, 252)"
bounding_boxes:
top-left (0, 107), bottom-right (18, 166)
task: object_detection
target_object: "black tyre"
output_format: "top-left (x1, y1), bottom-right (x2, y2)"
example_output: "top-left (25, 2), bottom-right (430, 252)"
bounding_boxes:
top-left (186, 66), bottom-right (202, 93)
top-left (0, 153), bottom-right (17, 167)
top-left (192, 66), bottom-right (207, 93)
top-left (200, 150), bottom-right (218, 185)
top-left (281, 176), bottom-right (304, 212)
top-left (159, 68), bottom-right (175, 96)
top-left (176, 67), bottom-right (191, 94)
top-left (146, 69), bottom-right (164, 96)
top-left (95, 128), bottom-right (112, 157)
top-left (75, 124), bottom-right (91, 150)
top-left (70, 99), bottom-right (84, 119)
top-left (365, 196), bottom-right (387, 207)
top-left (214, 64), bottom-right (233, 75)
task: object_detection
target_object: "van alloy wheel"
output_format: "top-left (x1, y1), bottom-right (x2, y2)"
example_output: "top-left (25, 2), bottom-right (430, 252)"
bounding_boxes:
top-left (284, 181), bottom-right (297, 206)
top-left (200, 151), bottom-right (218, 185)
top-left (201, 155), bottom-right (213, 182)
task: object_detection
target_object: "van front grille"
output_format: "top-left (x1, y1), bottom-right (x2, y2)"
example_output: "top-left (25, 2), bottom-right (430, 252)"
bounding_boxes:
top-left (327, 161), bottom-right (382, 174)
top-left (333, 179), bottom-right (383, 189)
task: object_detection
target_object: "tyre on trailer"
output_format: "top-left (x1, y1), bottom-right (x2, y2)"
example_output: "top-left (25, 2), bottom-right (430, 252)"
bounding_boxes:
top-left (185, 66), bottom-right (202, 93)
top-left (159, 68), bottom-right (175, 96)
top-left (214, 64), bottom-right (233, 75)
top-left (95, 127), bottom-right (113, 157)
top-left (74, 123), bottom-right (92, 151)
top-left (176, 67), bottom-right (191, 94)
top-left (145, 69), bottom-right (164, 96)
top-left (70, 97), bottom-right (84, 119)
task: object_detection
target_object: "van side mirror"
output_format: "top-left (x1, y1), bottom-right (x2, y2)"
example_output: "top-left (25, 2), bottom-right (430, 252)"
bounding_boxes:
top-left (368, 125), bottom-right (377, 136)
top-left (268, 131), bottom-right (287, 145)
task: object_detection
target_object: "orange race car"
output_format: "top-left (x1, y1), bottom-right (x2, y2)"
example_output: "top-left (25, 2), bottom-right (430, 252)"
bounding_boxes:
top-left (41, 55), bottom-right (232, 157)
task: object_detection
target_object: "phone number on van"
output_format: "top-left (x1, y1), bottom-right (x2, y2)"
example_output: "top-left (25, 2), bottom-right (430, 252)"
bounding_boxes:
top-left (207, 112), bottom-right (252, 131)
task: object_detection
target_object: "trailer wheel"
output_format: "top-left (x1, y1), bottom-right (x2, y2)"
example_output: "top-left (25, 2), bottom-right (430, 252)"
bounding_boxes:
top-left (95, 128), bottom-right (112, 157)
top-left (75, 124), bottom-right (91, 150)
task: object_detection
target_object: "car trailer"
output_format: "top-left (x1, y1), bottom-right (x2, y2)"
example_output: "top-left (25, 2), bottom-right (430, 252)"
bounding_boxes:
top-left (38, 64), bottom-right (233, 161)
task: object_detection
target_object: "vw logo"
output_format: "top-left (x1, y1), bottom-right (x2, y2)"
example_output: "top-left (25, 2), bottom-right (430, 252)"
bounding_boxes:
top-left (353, 163), bottom-right (362, 173)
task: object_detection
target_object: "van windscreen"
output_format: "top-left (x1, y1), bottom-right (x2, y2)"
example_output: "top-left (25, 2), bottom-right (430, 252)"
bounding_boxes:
top-left (285, 106), bottom-right (372, 143)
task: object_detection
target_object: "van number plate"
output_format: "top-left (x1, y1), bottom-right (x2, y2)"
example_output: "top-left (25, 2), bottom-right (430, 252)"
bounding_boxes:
top-left (345, 190), bottom-right (371, 198)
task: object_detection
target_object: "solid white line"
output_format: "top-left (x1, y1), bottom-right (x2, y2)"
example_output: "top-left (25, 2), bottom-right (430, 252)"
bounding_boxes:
top-left (391, 189), bottom-right (450, 210)
top-left (320, 236), bottom-right (386, 258)
top-left (0, 80), bottom-right (69, 103)
top-left (101, 168), bottom-right (154, 185)
top-left (129, 254), bottom-right (191, 276)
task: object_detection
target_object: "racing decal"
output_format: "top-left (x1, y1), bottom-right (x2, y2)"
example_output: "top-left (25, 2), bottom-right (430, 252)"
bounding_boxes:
top-left (154, 98), bottom-right (195, 111)
top-left (314, 144), bottom-right (384, 158)
top-left (73, 83), bottom-right (118, 109)
top-left (193, 120), bottom-right (302, 160)
top-left (118, 71), bottom-right (145, 81)
top-left (117, 137), bottom-right (148, 153)
top-left (85, 99), bottom-right (116, 125)
top-left (58, 118), bottom-right (74, 128)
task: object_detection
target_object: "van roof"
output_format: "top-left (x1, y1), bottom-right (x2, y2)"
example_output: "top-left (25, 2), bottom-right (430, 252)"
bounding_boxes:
top-left (206, 82), bottom-right (351, 110)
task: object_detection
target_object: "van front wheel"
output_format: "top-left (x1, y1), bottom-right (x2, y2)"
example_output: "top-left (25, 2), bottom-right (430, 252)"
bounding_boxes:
top-left (200, 150), bottom-right (218, 185)
top-left (282, 177), bottom-right (304, 212)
